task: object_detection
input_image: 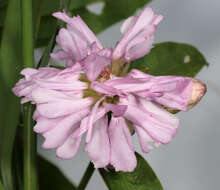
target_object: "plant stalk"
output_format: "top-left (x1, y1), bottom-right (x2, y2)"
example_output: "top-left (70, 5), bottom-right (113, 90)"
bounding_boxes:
top-left (23, 104), bottom-right (37, 190)
top-left (77, 162), bottom-right (95, 190)
top-left (22, 0), bottom-right (37, 189)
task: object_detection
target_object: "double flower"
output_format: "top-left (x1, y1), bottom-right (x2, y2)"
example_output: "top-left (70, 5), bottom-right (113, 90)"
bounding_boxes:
top-left (13, 7), bottom-right (206, 172)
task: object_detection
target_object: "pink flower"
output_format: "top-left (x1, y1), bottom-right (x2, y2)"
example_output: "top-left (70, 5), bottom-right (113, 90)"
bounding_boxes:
top-left (12, 7), bottom-right (206, 172)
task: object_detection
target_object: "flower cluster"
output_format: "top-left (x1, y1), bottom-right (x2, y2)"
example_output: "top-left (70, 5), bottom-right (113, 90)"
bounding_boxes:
top-left (13, 7), bottom-right (206, 172)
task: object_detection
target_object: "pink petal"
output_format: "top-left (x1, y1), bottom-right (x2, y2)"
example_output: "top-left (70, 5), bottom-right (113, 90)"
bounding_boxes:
top-left (31, 88), bottom-right (72, 104)
top-left (85, 116), bottom-right (110, 168)
top-left (120, 96), bottom-right (178, 144)
top-left (20, 68), bottom-right (38, 80)
top-left (56, 28), bottom-right (79, 58)
top-left (77, 107), bottom-right (106, 138)
top-left (134, 125), bottom-right (154, 153)
top-left (103, 103), bottom-right (127, 117)
top-left (42, 109), bottom-right (89, 149)
top-left (50, 50), bottom-right (69, 61)
top-left (152, 76), bottom-right (193, 111)
top-left (52, 12), bottom-right (70, 23)
top-left (33, 110), bottom-right (40, 120)
top-left (91, 81), bottom-right (123, 97)
top-left (109, 117), bottom-right (137, 172)
top-left (34, 116), bottom-right (61, 133)
top-left (125, 35), bottom-right (154, 61)
top-left (37, 97), bottom-right (93, 118)
top-left (69, 15), bottom-right (102, 48)
top-left (129, 70), bottom-right (193, 111)
top-left (105, 77), bottom-right (154, 93)
top-left (113, 7), bottom-right (163, 61)
top-left (56, 133), bottom-right (82, 159)
top-left (81, 53), bottom-right (111, 81)
top-left (139, 99), bottom-right (179, 127)
top-left (98, 48), bottom-right (113, 58)
top-left (34, 79), bottom-right (88, 91)
top-left (129, 69), bottom-right (153, 79)
top-left (120, 16), bottom-right (137, 34)
top-left (86, 96), bottom-right (106, 143)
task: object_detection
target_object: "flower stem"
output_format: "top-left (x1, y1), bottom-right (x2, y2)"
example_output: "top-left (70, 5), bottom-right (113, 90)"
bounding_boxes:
top-left (23, 104), bottom-right (37, 190)
top-left (77, 162), bottom-right (95, 190)
top-left (22, 0), bottom-right (37, 189)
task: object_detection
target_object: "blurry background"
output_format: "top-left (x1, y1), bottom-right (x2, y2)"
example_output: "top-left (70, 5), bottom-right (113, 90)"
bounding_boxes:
top-left (38, 0), bottom-right (220, 189)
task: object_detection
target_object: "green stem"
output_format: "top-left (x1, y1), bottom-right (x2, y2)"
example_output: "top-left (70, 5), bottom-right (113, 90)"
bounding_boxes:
top-left (22, 0), bottom-right (37, 189)
top-left (77, 162), bottom-right (95, 190)
top-left (23, 104), bottom-right (37, 190)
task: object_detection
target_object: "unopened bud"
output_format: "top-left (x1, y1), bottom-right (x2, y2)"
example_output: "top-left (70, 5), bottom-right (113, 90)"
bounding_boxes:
top-left (187, 79), bottom-right (207, 110)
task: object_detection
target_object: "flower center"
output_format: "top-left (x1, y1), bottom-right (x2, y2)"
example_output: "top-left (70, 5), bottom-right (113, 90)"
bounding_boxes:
top-left (111, 59), bottom-right (130, 77)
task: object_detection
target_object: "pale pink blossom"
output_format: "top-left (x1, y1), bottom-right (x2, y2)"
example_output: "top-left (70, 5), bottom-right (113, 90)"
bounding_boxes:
top-left (12, 7), bottom-right (206, 172)
top-left (13, 62), bottom-right (205, 172)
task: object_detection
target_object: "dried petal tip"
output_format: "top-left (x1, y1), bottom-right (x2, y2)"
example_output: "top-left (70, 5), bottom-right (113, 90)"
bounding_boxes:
top-left (187, 79), bottom-right (207, 110)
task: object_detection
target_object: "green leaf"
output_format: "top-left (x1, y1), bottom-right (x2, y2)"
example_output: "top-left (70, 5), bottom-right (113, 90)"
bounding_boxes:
top-left (38, 156), bottom-right (76, 190)
top-left (129, 42), bottom-right (208, 77)
top-left (99, 152), bottom-right (163, 190)
top-left (37, 0), bottom-right (152, 47)
top-left (0, 0), bottom-right (22, 189)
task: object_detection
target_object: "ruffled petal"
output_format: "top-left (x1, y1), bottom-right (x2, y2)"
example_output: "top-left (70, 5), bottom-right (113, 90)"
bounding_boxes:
top-left (50, 50), bottom-right (69, 61)
top-left (86, 96), bottom-right (106, 143)
top-left (120, 16), bottom-right (137, 34)
top-left (91, 81), bottom-right (123, 97)
top-left (31, 88), bottom-right (72, 104)
top-left (151, 76), bottom-right (193, 111)
top-left (20, 68), bottom-right (38, 80)
top-left (34, 116), bottom-right (61, 133)
top-left (85, 116), bottom-right (110, 168)
top-left (129, 69), bottom-right (193, 111)
top-left (76, 107), bottom-right (106, 138)
top-left (81, 53), bottom-right (111, 81)
top-left (113, 7), bottom-right (163, 61)
top-left (56, 127), bottom-right (82, 159)
top-left (52, 11), bottom-right (70, 23)
top-left (34, 79), bottom-right (88, 91)
top-left (42, 109), bottom-right (89, 149)
top-left (104, 77), bottom-right (154, 93)
top-left (120, 96), bottom-right (178, 144)
top-left (109, 117), bottom-right (137, 172)
top-left (56, 28), bottom-right (79, 58)
top-left (134, 125), bottom-right (154, 153)
top-left (37, 97), bottom-right (93, 118)
top-left (68, 15), bottom-right (102, 48)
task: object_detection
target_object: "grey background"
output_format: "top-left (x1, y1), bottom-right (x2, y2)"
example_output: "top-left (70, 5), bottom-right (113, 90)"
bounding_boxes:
top-left (38, 0), bottom-right (220, 189)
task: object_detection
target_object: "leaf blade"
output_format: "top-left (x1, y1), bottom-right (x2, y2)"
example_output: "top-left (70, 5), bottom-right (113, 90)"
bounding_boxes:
top-left (38, 156), bottom-right (76, 190)
top-left (99, 153), bottom-right (163, 190)
top-left (0, 0), bottom-right (22, 189)
top-left (129, 42), bottom-right (208, 77)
